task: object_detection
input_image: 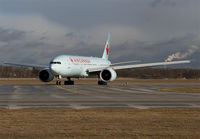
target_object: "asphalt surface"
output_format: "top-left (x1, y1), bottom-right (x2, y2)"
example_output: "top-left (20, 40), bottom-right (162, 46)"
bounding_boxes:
top-left (0, 84), bottom-right (199, 109)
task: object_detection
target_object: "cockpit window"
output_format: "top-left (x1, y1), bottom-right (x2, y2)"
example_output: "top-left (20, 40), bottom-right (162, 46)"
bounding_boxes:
top-left (50, 62), bottom-right (61, 64)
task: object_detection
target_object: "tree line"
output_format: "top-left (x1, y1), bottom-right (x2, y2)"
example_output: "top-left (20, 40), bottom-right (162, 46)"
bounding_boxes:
top-left (117, 68), bottom-right (200, 79)
top-left (0, 66), bottom-right (39, 78)
top-left (0, 65), bottom-right (200, 79)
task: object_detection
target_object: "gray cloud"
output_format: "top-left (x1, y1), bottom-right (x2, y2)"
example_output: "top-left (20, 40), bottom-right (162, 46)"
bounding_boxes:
top-left (150, 0), bottom-right (176, 8)
top-left (65, 32), bottom-right (76, 38)
top-left (0, 28), bottom-right (198, 68)
top-left (151, 0), bottom-right (162, 7)
top-left (0, 0), bottom-right (199, 69)
top-left (109, 34), bottom-right (199, 68)
top-left (0, 28), bottom-right (25, 42)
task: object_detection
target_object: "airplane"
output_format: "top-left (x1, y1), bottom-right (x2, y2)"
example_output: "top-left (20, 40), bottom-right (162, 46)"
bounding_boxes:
top-left (5, 33), bottom-right (190, 85)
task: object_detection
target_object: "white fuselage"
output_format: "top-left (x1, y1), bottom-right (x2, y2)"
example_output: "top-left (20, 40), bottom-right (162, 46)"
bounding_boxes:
top-left (49, 55), bottom-right (111, 77)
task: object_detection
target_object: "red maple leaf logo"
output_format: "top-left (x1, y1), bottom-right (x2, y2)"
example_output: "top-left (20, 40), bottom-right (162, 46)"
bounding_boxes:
top-left (106, 44), bottom-right (109, 55)
top-left (70, 58), bottom-right (74, 63)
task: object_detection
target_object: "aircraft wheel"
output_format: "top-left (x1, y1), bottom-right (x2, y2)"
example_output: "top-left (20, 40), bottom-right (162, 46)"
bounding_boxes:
top-left (98, 81), bottom-right (107, 85)
top-left (56, 81), bottom-right (61, 85)
top-left (64, 80), bottom-right (74, 85)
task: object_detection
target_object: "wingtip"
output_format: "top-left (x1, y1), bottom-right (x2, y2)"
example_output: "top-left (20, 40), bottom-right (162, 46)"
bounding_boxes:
top-left (165, 60), bottom-right (191, 63)
top-left (185, 60), bottom-right (191, 63)
top-left (3, 61), bottom-right (7, 64)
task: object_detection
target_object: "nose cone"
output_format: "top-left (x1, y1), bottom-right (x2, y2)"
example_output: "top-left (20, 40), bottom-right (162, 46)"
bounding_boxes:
top-left (49, 56), bottom-right (64, 75)
top-left (50, 64), bottom-right (59, 74)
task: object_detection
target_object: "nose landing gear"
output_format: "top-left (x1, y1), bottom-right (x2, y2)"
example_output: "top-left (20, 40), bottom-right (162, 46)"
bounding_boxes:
top-left (56, 80), bottom-right (61, 85)
top-left (56, 75), bottom-right (62, 85)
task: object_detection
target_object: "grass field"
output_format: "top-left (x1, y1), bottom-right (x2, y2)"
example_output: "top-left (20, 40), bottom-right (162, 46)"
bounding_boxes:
top-left (0, 109), bottom-right (199, 139)
top-left (160, 88), bottom-right (200, 93)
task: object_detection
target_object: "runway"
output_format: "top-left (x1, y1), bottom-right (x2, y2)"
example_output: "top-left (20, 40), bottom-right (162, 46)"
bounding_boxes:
top-left (0, 84), bottom-right (199, 109)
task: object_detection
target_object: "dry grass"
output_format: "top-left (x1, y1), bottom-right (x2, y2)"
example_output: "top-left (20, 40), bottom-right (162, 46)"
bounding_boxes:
top-left (159, 88), bottom-right (200, 93)
top-left (0, 109), bottom-right (199, 139)
top-left (0, 78), bottom-right (200, 85)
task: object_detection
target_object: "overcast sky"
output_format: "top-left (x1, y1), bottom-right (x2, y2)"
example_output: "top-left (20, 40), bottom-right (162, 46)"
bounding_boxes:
top-left (0, 0), bottom-right (199, 68)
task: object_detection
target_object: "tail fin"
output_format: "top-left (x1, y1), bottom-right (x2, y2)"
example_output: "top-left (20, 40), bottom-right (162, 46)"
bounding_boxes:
top-left (102, 32), bottom-right (111, 60)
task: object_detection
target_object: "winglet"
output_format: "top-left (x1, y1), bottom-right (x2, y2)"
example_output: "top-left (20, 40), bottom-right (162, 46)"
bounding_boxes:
top-left (102, 32), bottom-right (111, 60)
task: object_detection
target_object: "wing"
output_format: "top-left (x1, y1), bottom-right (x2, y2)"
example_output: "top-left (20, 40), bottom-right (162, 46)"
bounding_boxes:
top-left (4, 62), bottom-right (48, 69)
top-left (112, 60), bottom-right (190, 70)
top-left (87, 60), bottom-right (190, 72)
top-left (87, 66), bottom-right (107, 72)
top-left (111, 60), bottom-right (140, 66)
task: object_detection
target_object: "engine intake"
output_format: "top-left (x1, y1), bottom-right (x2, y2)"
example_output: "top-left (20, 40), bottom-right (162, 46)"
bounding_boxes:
top-left (100, 68), bottom-right (117, 82)
top-left (39, 69), bottom-right (54, 82)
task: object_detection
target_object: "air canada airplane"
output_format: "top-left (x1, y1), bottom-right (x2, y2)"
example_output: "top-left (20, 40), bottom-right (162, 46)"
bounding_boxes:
top-left (5, 33), bottom-right (190, 85)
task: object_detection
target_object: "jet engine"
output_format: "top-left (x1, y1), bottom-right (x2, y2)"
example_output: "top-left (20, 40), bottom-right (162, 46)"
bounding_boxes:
top-left (39, 69), bottom-right (54, 82)
top-left (100, 68), bottom-right (117, 82)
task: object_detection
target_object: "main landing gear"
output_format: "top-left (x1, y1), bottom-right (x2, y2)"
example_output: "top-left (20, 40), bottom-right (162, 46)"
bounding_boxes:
top-left (64, 77), bottom-right (74, 85)
top-left (98, 80), bottom-right (107, 85)
top-left (56, 76), bottom-right (74, 85)
top-left (97, 75), bottom-right (107, 85)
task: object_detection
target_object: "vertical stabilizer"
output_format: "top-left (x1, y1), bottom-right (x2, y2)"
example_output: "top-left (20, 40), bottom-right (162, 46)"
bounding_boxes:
top-left (102, 33), bottom-right (111, 60)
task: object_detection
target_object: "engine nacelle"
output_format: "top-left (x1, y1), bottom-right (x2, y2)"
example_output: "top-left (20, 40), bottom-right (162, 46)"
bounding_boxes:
top-left (39, 69), bottom-right (54, 82)
top-left (100, 68), bottom-right (117, 82)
